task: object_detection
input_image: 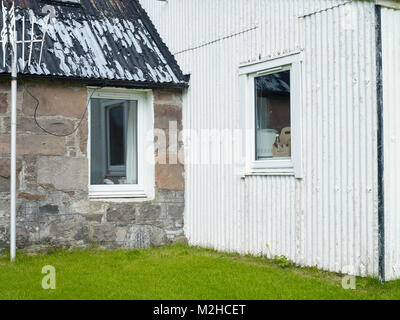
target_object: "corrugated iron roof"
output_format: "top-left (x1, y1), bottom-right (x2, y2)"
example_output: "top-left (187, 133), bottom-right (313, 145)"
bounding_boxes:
top-left (0, 0), bottom-right (189, 88)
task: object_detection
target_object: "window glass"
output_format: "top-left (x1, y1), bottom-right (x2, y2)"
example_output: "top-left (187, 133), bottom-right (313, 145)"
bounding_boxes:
top-left (108, 105), bottom-right (125, 166)
top-left (90, 98), bottom-right (138, 185)
top-left (255, 70), bottom-right (291, 160)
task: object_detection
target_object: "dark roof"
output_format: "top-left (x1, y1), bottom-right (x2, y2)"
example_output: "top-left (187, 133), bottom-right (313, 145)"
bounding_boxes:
top-left (0, 0), bottom-right (188, 88)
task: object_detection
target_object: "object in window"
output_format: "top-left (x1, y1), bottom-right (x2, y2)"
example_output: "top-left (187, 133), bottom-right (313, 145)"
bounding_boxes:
top-left (272, 127), bottom-right (291, 158)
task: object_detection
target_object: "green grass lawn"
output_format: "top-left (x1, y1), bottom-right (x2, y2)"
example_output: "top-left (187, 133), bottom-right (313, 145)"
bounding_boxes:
top-left (0, 244), bottom-right (399, 300)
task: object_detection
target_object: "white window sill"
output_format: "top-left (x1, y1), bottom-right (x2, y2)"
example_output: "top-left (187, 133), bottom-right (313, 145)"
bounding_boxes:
top-left (88, 185), bottom-right (149, 199)
top-left (251, 158), bottom-right (292, 168)
top-left (242, 169), bottom-right (295, 178)
top-left (243, 159), bottom-right (295, 177)
top-left (88, 196), bottom-right (153, 203)
top-left (88, 193), bottom-right (148, 199)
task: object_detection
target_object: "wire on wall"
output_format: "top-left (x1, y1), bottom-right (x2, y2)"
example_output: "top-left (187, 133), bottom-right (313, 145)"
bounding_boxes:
top-left (23, 82), bottom-right (103, 137)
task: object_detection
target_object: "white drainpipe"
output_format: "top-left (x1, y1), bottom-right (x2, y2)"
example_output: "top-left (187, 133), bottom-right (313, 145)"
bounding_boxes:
top-left (10, 48), bottom-right (17, 261)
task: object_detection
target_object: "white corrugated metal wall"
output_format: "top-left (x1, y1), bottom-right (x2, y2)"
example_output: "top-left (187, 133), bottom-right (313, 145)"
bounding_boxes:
top-left (382, 6), bottom-right (400, 281)
top-left (140, 0), bottom-right (379, 277)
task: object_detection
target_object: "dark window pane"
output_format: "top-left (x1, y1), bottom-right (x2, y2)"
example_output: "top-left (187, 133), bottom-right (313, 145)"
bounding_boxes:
top-left (109, 106), bottom-right (125, 166)
top-left (255, 70), bottom-right (291, 159)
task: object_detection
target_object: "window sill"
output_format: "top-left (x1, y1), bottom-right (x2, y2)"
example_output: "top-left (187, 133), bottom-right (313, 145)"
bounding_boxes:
top-left (242, 168), bottom-right (295, 178)
top-left (88, 185), bottom-right (149, 199)
top-left (88, 193), bottom-right (148, 199)
top-left (88, 196), bottom-right (153, 203)
top-left (243, 159), bottom-right (295, 177)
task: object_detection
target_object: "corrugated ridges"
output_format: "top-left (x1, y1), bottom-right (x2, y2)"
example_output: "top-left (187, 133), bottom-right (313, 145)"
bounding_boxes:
top-left (141, 0), bottom-right (379, 278)
top-left (382, 6), bottom-right (400, 281)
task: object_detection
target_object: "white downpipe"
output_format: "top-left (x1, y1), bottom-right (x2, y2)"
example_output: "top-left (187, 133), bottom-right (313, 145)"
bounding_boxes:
top-left (10, 50), bottom-right (17, 261)
top-left (2, 1), bottom-right (52, 261)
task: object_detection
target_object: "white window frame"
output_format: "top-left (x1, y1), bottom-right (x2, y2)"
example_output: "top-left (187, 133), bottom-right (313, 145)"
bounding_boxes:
top-left (239, 52), bottom-right (303, 178)
top-left (87, 87), bottom-right (155, 199)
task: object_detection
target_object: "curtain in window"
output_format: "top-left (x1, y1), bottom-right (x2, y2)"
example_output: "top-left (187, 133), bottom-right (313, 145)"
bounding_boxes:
top-left (126, 101), bottom-right (138, 184)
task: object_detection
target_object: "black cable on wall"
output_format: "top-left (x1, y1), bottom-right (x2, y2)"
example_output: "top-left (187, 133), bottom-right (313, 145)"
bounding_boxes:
top-left (23, 82), bottom-right (102, 137)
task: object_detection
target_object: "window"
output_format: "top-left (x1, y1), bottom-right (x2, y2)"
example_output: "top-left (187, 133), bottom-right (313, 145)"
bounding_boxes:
top-left (240, 53), bottom-right (303, 178)
top-left (91, 99), bottom-right (137, 185)
top-left (255, 69), bottom-right (291, 160)
top-left (88, 88), bottom-right (154, 198)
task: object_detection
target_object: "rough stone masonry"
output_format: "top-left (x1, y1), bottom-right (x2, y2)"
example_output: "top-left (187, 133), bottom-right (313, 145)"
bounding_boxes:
top-left (0, 79), bottom-right (186, 252)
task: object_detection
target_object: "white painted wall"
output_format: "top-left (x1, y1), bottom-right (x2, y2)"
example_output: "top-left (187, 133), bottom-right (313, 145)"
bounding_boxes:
top-left (140, 0), bottom-right (380, 277)
top-left (382, 6), bottom-right (400, 281)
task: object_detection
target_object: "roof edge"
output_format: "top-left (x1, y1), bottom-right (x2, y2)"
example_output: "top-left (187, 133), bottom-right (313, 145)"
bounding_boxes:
top-left (0, 73), bottom-right (189, 89)
top-left (133, 0), bottom-right (189, 85)
top-left (376, 0), bottom-right (400, 10)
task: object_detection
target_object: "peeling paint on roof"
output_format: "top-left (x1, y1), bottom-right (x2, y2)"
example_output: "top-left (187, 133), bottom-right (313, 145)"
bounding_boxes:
top-left (0, 0), bottom-right (188, 87)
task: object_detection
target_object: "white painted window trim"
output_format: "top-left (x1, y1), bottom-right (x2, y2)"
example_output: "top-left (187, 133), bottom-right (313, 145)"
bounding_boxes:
top-left (240, 52), bottom-right (303, 178)
top-left (87, 87), bottom-right (155, 199)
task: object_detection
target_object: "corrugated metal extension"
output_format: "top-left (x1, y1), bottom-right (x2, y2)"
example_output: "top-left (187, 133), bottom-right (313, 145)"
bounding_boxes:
top-left (382, 6), bottom-right (400, 281)
top-left (0, 0), bottom-right (188, 87)
top-left (140, 0), bottom-right (381, 277)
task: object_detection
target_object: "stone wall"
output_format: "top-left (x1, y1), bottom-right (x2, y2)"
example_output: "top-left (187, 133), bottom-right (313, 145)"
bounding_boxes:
top-left (0, 80), bottom-right (185, 252)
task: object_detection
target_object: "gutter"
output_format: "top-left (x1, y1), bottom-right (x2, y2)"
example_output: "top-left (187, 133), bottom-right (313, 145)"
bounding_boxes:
top-left (375, 3), bottom-right (385, 284)
top-left (0, 73), bottom-right (190, 89)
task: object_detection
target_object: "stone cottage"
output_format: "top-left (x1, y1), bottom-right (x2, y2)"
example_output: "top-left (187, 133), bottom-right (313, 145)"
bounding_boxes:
top-left (0, 0), bottom-right (189, 251)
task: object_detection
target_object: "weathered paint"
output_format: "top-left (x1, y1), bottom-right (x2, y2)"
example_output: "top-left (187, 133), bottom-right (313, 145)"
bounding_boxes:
top-left (0, 0), bottom-right (188, 87)
top-left (382, 6), bottom-right (400, 281)
top-left (141, 0), bottom-right (381, 277)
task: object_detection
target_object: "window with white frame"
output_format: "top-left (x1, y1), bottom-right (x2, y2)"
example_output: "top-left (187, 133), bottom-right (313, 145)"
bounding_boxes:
top-left (88, 88), bottom-right (154, 198)
top-left (240, 53), bottom-right (303, 178)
